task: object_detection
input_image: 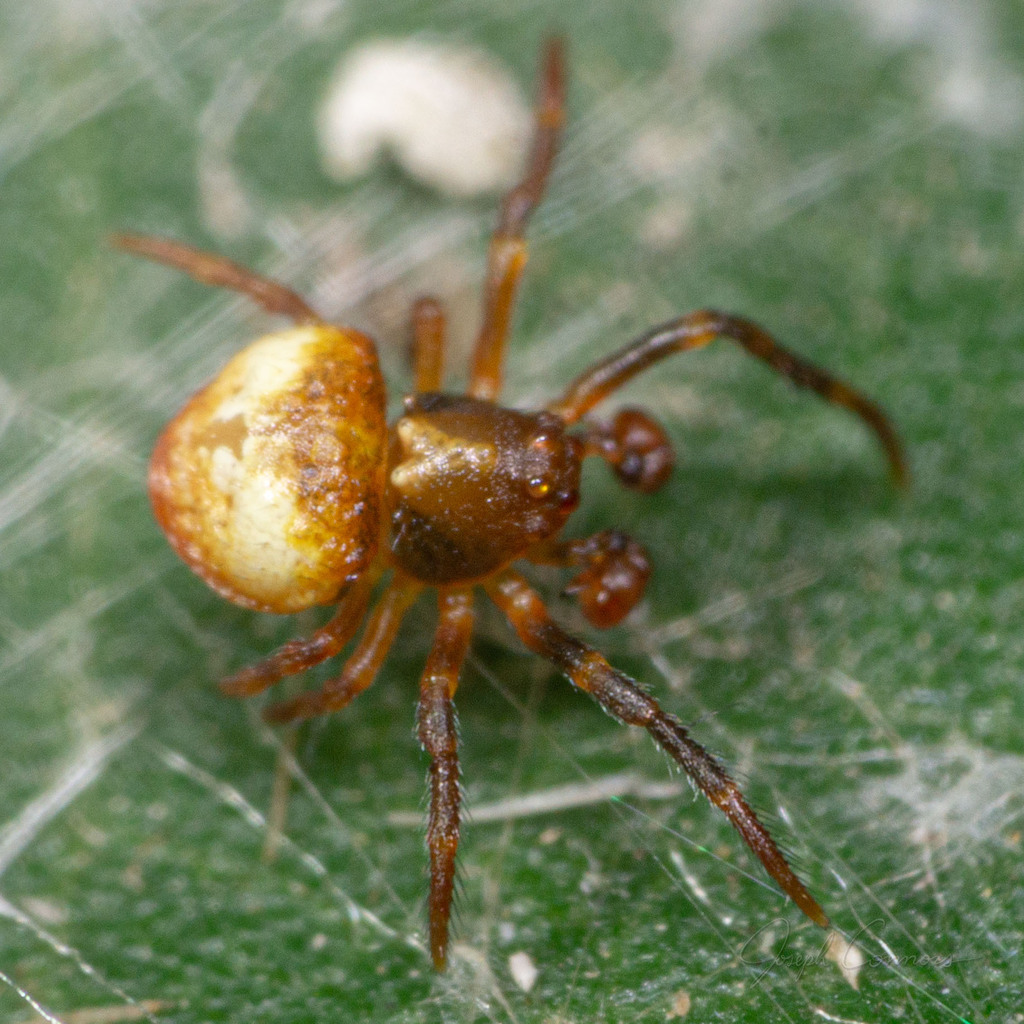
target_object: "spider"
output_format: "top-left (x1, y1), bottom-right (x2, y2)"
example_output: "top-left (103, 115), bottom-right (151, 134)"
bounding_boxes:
top-left (114, 39), bottom-right (906, 971)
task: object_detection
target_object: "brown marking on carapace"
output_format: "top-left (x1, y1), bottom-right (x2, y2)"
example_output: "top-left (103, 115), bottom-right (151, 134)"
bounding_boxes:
top-left (386, 394), bottom-right (582, 585)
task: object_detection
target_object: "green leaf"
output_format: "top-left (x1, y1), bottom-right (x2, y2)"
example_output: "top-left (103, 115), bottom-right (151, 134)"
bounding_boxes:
top-left (1, 2), bottom-right (1019, 1022)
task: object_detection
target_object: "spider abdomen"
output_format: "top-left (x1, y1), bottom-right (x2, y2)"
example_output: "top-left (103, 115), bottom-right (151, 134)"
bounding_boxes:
top-left (148, 324), bottom-right (388, 614)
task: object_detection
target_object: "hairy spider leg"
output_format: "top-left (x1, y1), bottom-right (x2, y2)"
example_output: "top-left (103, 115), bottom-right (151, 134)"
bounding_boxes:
top-left (411, 296), bottom-right (448, 393)
top-left (416, 589), bottom-right (475, 970)
top-left (220, 574), bottom-right (375, 697)
top-left (111, 232), bottom-right (324, 325)
top-left (487, 569), bottom-right (831, 929)
top-left (549, 309), bottom-right (909, 487)
top-left (468, 37), bottom-right (566, 401)
top-left (265, 580), bottom-right (422, 723)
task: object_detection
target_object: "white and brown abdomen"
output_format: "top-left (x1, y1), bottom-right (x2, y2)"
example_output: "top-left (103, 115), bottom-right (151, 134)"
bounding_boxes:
top-left (148, 324), bottom-right (388, 613)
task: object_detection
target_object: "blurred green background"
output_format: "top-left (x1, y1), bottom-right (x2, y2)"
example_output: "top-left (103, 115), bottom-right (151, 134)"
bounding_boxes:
top-left (1, 1), bottom-right (1022, 1021)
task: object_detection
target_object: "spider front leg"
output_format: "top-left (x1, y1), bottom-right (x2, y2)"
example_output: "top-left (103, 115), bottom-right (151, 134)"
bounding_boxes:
top-left (549, 309), bottom-right (908, 486)
top-left (528, 530), bottom-right (651, 628)
top-left (111, 232), bottom-right (324, 324)
top-left (417, 589), bottom-right (475, 971)
top-left (469, 37), bottom-right (565, 400)
top-left (487, 570), bottom-right (830, 929)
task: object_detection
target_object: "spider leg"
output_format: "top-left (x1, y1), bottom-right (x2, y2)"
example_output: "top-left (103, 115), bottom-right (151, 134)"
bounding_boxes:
top-left (527, 530), bottom-right (651, 628)
top-left (411, 296), bottom-right (447, 393)
top-left (468, 38), bottom-right (565, 401)
top-left (265, 580), bottom-right (422, 723)
top-left (486, 569), bottom-right (830, 928)
top-left (549, 309), bottom-right (908, 487)
top-left (111, 232), bottom-right (324, 325)
top-left (219, 575), bottom-right (375, 698)
top-left (417, 589), bottom-right (475, 971)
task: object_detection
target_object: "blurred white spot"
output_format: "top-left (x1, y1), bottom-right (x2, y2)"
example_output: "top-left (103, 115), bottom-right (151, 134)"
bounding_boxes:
top-left (929, 60), bottom-right (1024, 137)
top-left (672, 0), bottom-right (1024, 138)
top-left (21, 897), bottom-right (69, 926)
top-left (671, 0), bottom-right (782, 72)
top-left (197, 67), bottom-right (261, 238)
top-left (853, 0), bottom-right (1024, 135)
top-left (317, 39), bottom-right (532, 196)
top-left (826, 929), bottom-right (866, 990)
top-left (508, 950), bottom-right (538, 992)
top-left (667, 988), bottom-right (692, 1018)
top-left (863, 735), bottom-right (1024, 845)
